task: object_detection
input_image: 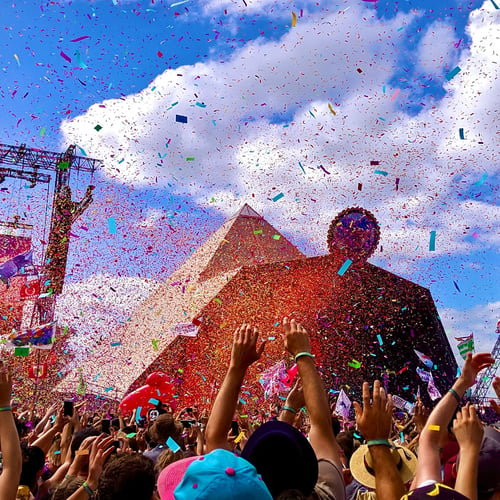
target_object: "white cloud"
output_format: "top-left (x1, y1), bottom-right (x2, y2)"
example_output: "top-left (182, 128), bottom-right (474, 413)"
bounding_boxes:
top-left (60, 1), bottom-right (499, 264)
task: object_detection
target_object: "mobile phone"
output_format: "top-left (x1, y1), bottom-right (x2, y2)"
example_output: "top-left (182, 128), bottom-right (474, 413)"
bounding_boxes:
top-left (63, 400), bottom-right (74, 417)
top-left (231, 420), bottom-right (239, 437)
top-left (101, 419), bottom-right (111, 434)
top-left (186, 407), bottom-right (193, 413)
top-left (181, 420), bottom-right (192, 428)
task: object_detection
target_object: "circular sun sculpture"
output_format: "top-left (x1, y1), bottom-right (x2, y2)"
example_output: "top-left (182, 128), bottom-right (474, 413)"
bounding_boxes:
top-left (327, 207), bottom-right (380, 262)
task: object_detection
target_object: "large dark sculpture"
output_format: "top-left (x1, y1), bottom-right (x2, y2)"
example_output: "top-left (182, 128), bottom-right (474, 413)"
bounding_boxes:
top-left (130, 207), bottom-right (457, 408)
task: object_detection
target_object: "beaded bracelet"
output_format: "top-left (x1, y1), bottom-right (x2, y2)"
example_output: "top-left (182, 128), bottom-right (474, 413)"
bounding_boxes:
top-left (82, 481), bottom-right (94, 497)
top-left (366, 439), bottom-right (391, 447)
top-left (0, 406), bottom-right (12, 412)
top-left (448, 388), bottom-right (461, 404)
top-left (283, 405), bottom-right (297, 415)
top-left (294, 352), bottom-right (315, 363)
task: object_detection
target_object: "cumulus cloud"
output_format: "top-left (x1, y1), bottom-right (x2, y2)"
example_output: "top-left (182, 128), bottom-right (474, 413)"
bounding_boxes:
top-left (61, 1), bottom-right (499, 263)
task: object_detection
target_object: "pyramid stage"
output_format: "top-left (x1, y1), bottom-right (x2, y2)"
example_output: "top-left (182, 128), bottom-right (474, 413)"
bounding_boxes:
top-left (58, 205), bottom-right (457, 409)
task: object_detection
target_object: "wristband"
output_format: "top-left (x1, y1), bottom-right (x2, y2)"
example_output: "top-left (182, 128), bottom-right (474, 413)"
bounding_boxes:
top-left (366, 439), bottom-right (391, 447)
top-left (283, 405), bottom-right (297, 415)
top-left (82, 481), bottom-right (94, 496)
top-left (0, 406), bottom-right (12, 412)
top-left (448, 388), bottom-right (461, 403)
top-left (294, 352), bottom-right (315, 362)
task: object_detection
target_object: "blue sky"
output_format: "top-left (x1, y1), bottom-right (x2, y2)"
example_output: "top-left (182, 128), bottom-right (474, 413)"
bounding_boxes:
top-left (1, 0), bottom-right (498, 378)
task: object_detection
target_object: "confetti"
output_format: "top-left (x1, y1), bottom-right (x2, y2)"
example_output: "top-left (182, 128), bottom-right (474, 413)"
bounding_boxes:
top-left (328, 103), bottom-right (337, 115)
top-left (374, 170), bottom-right (388, 176)
top-left (291, 12), bottom-right (297, 27)
top-left (60, 51), bottom-right (72, 63)
top-left (167, 437), bottom-right (181, 452)
top-left (428, 424), bottom-right (440, 431)
top-left (337, 259), bottom-right (352, 276)
top-left (459, 128), bottom-right (465, 140)
top-left (429, 231), bottom-right (436, 251)
top-left (175, 114), bottom-right (188, 123)
top-left (445, 66), bottom-right (461, 81)
top-left (272, 193), bottom-right (284, 202)
top-left (70, 36), bottom-right (91, 42)
top-left (108, 217), bottom-right (117, 235)
top-left (390, 89), bottom-right (400, 101)
top-left (348, 359), bottom-right (361, 369)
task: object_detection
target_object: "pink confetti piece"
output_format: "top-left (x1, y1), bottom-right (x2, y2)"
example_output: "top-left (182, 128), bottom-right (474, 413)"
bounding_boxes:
top-left (390, 89), bottom-right (400, 101)
top-left (60, 51), bottom-right (72, 63)
top-left (70, 36), bottom-right (91, 42)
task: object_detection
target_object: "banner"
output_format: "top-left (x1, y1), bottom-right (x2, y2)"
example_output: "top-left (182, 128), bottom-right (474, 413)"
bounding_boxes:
top-left (414, 349), bottom-right (434, 369)
top-left (8, 322), bottom-right (56, 349)
top-left (392, 394), bottom-right (415, 414)
top-left (457, 336), bottom-right (474, 360)
top-left (20, 279), bottom-right (41, 300)
top-left (335, 389), bottom-right (352, 419)
top-left (28, 363), bottom-right (48, 379)
top-left (427, 371), bottom-right (442, 401)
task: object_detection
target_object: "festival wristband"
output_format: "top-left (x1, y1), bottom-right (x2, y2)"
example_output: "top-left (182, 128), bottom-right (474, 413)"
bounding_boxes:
top-left (0, 406), bottom-right (12, 412)
top-left (294, 352), bottom-right (315, 362)
top-left (82, 481), bottom-right (94, 496)
top-left (283, 405), bottom-right (297, 415)
top-left (448, 388), bottom-right (461, 403)
top-left (366, 439), bottom-right (391, 447)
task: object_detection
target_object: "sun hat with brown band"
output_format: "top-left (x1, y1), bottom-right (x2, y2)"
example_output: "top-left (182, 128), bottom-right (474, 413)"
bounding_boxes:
top-left (350, 441), bottom-right (417, 490)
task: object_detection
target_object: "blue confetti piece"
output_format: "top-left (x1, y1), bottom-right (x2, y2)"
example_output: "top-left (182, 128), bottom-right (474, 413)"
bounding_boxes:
top-left (374, 170), bottom-right (388, 176)
top-left (453, 281), bottom-right (461, 292)
top-left (148, 398), bottom-right (159, 405)
top-left (474, 172), bottom-right (487, 186)
top-left (459, 128), bottom-right (465, 140)
top-left (175, 114), bottom-right (188, 123)
top-left (108, 217), bottom-right (117, 235)
top-left (337, 259), bottom-right (352, 276)
top-left (272, 192), bottom-right (284, 202)
top-left (429, 231), bottom-right (436, 251)
top-left (167, 437), bottom-right (181, 453)
top-left (445, 66), bottom-right (461, 81)
top-left (377, 334), bottom-right (383, 345)
top-left (136, 407), bottom-right (142, 423)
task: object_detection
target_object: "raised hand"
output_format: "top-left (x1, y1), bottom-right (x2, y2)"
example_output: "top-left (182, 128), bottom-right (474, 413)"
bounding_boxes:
top-left (452, 403), bottom-right (483, 452)
top-left (459, 352), bottom-right (494, 389)
top-left (282, 317), bottom-right (311, 358)
top-left (353, 380), bottom-right (393, 441)
top-left (229, 324), bottom-right (266, 372)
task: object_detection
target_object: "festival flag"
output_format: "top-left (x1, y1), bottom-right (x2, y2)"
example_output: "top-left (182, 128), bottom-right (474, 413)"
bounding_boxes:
top-left (28, 363), bottom-right (48, 379)
top-left (416, 367), bottom-right (432, 383)
top-left (8, 322), bottom-right (55, 349)
top-left (0, 250), bottom-right (34, 283)
top-left (77, 372), bottom-right (87, 395)
top-left (335, 389), bottom-right (352, 419)
top-left (392, 394), bottom-right (415, 414)
top-left (20, 280), bottom-right (41, 299)
top-left (414, 349), bottom-right (434, 369)
top-left (259, 360), bottom-right (288, 398)
top-left (456, 334), bottom-right (474, 360)
top-left (427, 371), bottom-right (442, 401)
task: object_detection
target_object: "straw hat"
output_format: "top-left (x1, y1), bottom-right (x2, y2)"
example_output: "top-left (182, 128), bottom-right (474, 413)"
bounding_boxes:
top-left (350, 442), bottom-right (417, 489)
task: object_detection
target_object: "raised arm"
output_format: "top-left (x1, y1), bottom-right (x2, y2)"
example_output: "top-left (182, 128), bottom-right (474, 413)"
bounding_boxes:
top-left (353, 380), bottom-right (405, 500)
top-left (452, 403), bottom-right (483, 500)
top-left (205, 324), bottom-right (265, 452)
top-left (413, 352), bottom-right (494, 487)
top-left (0, 366), bottom-right (22, 500)
top-left (282, 318), bottom-right (341, 466)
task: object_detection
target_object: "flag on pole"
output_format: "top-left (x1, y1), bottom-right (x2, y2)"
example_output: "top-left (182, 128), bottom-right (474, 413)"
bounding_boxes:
top-left (427, 371), bottom-right (442, 401)
top-left (0, 250), bottom-right (34, 283)
top-left (8, 322), bottom-right (56, 349)
top-left (414, 349), bottom-right (434, 369)
top-left (456, 335), bottom-right (474, 360)
top-left (416, 367), bottom-right (432, 383)
top-left (28, 363), bottom-right (48, 379)
top-left (335, 389), bottom-right (352, 419)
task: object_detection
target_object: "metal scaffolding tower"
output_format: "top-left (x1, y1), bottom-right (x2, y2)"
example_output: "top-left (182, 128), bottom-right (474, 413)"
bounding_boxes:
top-left (471, 321), bottom-right (500, 404)
top-left (0, 143), bottom-right (103, 325)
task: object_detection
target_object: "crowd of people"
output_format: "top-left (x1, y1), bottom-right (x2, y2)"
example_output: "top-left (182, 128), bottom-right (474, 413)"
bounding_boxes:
top-left (1, 318), bottom-right (499, 499)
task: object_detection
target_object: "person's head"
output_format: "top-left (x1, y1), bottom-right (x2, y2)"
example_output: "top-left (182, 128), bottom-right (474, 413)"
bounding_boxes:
top-left (158, 449), bottom-right (273, 499)
top-left (155, 448), bottom-right (184, 477)
top-left (241, 420), bottom-right (318, 498)
top-left (350, 442), bottom-right (417, 490)
top-left (48, 434), bottom-right (63, 468)
top-left (98, 453), bottom-right (156, 500)
top-left (19, 444), bottom-right (46, 491)
top-left (70, 427), bottom-right (100, 459)
top-left (149, 413), bottom-right (183, 445)
top-left (456, 425), bottom-right (500, 500)
top-left (51, 477), bottom-right (85, 500)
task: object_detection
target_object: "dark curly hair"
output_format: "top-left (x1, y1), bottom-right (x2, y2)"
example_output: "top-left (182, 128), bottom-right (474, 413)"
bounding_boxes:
top-left (97, 454), bottom-right (155, 500)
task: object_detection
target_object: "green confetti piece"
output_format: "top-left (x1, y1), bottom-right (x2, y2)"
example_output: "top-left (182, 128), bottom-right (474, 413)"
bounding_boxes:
top-left (272, 234), bottom-right (281, 240)
top-left (14, 347), bottom-right (30, 357)
top-left (94, 124), bottom-right (102, 131)
top-left (348, 359), bottom-right (361, 369)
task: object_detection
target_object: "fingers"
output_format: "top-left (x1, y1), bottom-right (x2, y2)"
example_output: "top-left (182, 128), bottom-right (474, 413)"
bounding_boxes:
top-left (372, 380), bottom-right (381, 407)
top-left (362, 381), bottom-right (371, 409)
top-left (353, 401), bottom-right (362, 420)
